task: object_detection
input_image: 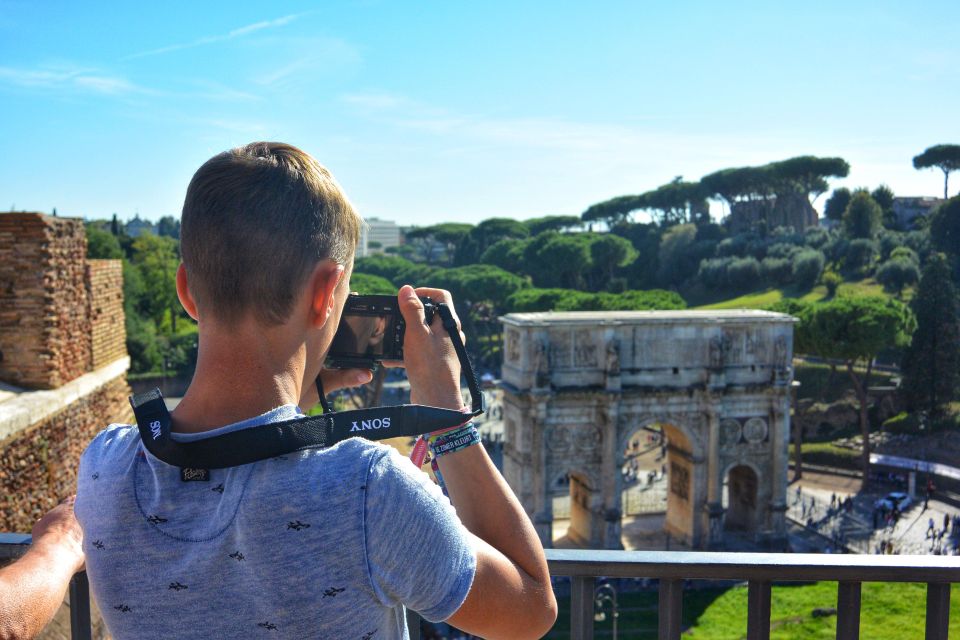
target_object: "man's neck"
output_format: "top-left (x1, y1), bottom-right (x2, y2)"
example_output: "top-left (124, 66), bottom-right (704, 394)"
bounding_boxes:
top-left (171, 321), bottom-right (308, 434)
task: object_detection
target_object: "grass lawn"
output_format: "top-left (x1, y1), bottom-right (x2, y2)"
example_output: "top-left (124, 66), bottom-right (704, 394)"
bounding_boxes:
top-left (693, 278), bottom-right (898, 311)
top-left (547, 581), bottom-right (960, 638)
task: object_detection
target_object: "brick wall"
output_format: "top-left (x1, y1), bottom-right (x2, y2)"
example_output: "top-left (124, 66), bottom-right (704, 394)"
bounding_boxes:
top-left (0, 375), bottom-right (131, 532)
top-left (86, 260), bottom-right (126, 369)
top-left (0, 211), bottom-right (131, 534)
top-left (0, 213), bottom-right (92, 389)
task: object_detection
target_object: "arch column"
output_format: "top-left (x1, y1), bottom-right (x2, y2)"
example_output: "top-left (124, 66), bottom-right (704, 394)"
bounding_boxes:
top-left (703, 399), bottom-right (725, 549)
top-left (601, 398), bottom-right (623, 549)
top-left (767, 392), bottom-right (791, 544)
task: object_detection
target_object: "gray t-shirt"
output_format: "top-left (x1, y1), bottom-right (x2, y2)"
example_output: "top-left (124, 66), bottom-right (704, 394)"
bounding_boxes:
top-left (75, 405), bottom-right (476, 639)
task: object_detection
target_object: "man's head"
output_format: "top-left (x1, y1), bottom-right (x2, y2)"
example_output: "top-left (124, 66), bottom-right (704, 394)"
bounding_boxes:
top-left (180, 142), bottom-right (362, 327)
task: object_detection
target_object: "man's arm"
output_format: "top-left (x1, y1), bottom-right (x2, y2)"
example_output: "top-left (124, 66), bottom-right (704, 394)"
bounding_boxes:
top-left (0, 499), bottom-right (84, 640)
top-left (398, 286), bottom-right (558, 640)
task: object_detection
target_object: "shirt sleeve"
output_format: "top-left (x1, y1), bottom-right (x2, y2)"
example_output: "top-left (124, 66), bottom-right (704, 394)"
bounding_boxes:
top-left (363, 446), bottom-right (477, 622)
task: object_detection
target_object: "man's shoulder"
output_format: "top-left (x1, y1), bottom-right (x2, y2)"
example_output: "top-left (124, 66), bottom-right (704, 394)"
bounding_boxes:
top-left (83, 423), bottom-right (140, 459)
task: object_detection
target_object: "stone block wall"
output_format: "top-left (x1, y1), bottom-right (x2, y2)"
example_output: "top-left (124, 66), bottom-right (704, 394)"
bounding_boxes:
top-left (0, 213), bottom-right (91, 389)
top-left (86, 260), bottom-right (126, 369)
top-left (0, 374), bottom-right (131, 532)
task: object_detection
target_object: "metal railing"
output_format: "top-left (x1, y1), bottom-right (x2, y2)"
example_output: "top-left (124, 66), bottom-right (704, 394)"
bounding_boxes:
top-left (2, 535), bottom-right (958, 640)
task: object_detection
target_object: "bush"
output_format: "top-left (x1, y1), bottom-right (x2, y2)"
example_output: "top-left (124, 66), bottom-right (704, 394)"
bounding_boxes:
top-left (889, 246), bottom-right (919, 265)
top-left (876, 258), bottom-right (920, 293)
top-left (821, 270), bottom-right (843, 296)
top-left (792, 250), bottom-right (825, 289)
top-left (802, 442), bottom-right (860, 471)
top-left (726, 257), bottom-right (761, 291)
top-left (349, 272), bottom-right (397, 295)
top-left (882, 412), bottom-right (921, 435)
top-left (845, 238), bottom-right (878, 272)
top-left (506, 288), bottom-right (685, 312)
top-left (760, 257), bottom-right (793, 286)
top-left (716, 235), bottom-right (750, 258)
top-left (824, 235), bottom-right (849, 262)
top-left (878, 231), bottom-right (905, 261)
top-left (804, 227), bottom-right (830, 249)
top-left (766, 242), bottom-right (802, 260)
top-left (697, 257), bottom-right (731, 289)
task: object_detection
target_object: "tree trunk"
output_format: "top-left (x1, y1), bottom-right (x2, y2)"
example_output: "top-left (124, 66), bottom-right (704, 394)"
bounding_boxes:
top-left (365, 367), bottom-right (387, 408)
top-left (847, 360), bottom-right (872, 489)
top-left (944, 168), bottom-right (950, 200)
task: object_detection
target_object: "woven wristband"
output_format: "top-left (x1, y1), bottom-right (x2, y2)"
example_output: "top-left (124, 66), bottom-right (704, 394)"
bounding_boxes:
top-left (429, 423), bottom-right (480, 458)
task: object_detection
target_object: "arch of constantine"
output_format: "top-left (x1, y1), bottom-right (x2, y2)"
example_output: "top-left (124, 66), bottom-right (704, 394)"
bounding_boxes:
top-left (499, 310), bottom-right (795, 550)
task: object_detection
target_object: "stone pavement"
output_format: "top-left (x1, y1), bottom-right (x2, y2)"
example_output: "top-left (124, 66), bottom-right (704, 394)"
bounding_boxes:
top-left (787, 470), bottom-right (960, 556)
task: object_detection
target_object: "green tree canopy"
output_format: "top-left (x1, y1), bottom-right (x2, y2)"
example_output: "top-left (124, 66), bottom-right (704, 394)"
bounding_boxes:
top-left (842, 191), bottom-right (883, 239)
top-left (628, 179), bottom-right (709, 226)
top-left (871, 185), bottom-right (896, 228)
top-left (901, 253), bottom-right (960, 416)
top-left (928, 196), bottom-right (960, 260)
top-left (588, 233), bottom-right (638, 289)
top-left (823, 187), bottom-right (852, 222)
top-left (429, 264), bottom-right (529, 308)
top-left (455, 218), bottom-right (529, 265)
top-left (581, 195), bottom-right (647, 228)
top-left (353, 254), bottom-right (435, 285)
top-left (130, 233), bottom-right (181, 331)
top-left (404, 222), bottom-right (473, 264)
top-left (507, 287), bottom-right (685, 312)
top-left (524, 215), bottom-right (581, 235)
top-left (85, 224), bottom-right (124, 259)
top-left (531, 234), bottom-right (593, 289)
top-left (768, 156), bottom-right (849, 201)
top-left (479, 237), bottom-right (528, 272)
top-left (799, 296), bottom-right (915, 485)
top-left (913, 144), bottom-right (960, 199)
top-left (657, 223), bottom-right (698, 285)
top-left (349, 272), bottom-right (397, 295)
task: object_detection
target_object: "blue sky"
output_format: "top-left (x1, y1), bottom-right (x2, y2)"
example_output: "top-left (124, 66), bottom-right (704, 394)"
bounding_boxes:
top-left (1, 1), bottom-right (957, 226)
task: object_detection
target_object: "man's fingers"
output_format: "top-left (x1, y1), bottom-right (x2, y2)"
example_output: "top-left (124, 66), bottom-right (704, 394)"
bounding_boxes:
top-left (398, 284), bottom-right (429, 332)
top-left (319, 368), bottom-right (373, 393)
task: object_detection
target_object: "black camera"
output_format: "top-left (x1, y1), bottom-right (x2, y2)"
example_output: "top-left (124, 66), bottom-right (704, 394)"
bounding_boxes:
top-left (325, 294), bottom-right (435, 369)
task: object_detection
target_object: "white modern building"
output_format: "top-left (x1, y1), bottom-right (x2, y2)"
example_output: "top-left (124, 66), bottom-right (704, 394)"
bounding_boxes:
top-left (358, 217), bottom-right (401, 257)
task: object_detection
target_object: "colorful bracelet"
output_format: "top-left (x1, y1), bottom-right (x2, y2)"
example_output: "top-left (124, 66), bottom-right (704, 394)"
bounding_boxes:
top-left (429, 422), bottom-right (480, 457)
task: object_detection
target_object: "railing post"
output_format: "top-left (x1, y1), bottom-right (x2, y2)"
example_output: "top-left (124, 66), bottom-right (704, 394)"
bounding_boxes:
top-left (570, 576), bottom-right (595, 640)
top-left (925, 583), bottom-right (950, 640)
top-left (68, 572), bottom-right (92, 640)
top-left (746, 580), bottom-right (771, 640)
top-left (836, 581), bottom-right (861, 640)
top-left (658, 578), bottom-right (682, 640)
top-left (405, 609), bottom-right (421, 640)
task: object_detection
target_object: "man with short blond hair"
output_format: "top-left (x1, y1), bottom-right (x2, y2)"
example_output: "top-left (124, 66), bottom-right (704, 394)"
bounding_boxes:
top-left (76, 142), bottom-right (556, 639)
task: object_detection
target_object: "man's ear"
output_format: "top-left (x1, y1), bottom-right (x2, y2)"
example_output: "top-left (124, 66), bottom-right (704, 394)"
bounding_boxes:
top-left (176, 263), bottom-right (199, 321)
top-left (309, 262), bottom-right (345, 329)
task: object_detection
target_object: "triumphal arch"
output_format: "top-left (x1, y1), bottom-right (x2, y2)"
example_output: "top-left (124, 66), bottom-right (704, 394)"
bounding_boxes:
top-left (499, 310), bottom-right (795, 550)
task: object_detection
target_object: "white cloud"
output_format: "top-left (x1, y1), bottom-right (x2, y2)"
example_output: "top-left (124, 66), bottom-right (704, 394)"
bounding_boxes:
top-left (124, 12), bottom-right (309, 60)
top-left (0, 64), bottom-right (149, 96)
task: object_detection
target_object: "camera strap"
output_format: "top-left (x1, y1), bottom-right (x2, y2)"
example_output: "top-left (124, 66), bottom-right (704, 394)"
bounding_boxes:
top-left (130, 303), bottom-right (485, 470)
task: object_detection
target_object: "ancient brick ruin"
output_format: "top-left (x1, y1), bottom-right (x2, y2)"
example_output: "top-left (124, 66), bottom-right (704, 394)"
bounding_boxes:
top-left (0, 212), bottom-right (131, 532)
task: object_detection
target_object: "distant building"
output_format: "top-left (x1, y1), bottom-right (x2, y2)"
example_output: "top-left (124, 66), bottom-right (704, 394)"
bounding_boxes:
top-left (726, 193), bottom-right (818, 233)
top-left (892, 196), bottom-right (943, 229)
top-left (358, 217), bottom-right (401, 257)
top-left (125, 215), bottom-right (157, 238)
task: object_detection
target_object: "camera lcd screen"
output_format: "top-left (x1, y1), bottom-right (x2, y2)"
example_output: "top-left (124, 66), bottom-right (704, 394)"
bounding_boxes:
top-left (329, 314), bottom-right (391, 357)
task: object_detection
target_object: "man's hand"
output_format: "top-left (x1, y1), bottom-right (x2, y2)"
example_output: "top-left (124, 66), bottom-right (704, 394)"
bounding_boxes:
top-left (299, 368), bottom-right (373, 409)
top-left (395, 285), bottom-right (464, 410)
top-left (0, 498), bottom-right (86, 639)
